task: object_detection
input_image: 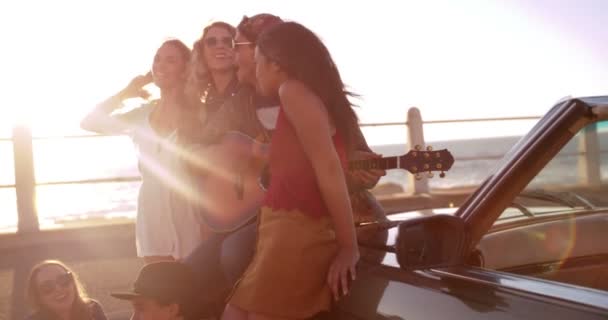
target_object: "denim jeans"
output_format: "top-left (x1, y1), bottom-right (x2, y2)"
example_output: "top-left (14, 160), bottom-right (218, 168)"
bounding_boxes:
top-left (183, 221), bottom-right (257, 303)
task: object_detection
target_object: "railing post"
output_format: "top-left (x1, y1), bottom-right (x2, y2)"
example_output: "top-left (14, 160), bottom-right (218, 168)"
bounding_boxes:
top-left (578, 123), bottom-right (601, 187)
top-left (12, 125), bottom-right (39, 233)
top-left (407, 107), bottom-right (430, 194)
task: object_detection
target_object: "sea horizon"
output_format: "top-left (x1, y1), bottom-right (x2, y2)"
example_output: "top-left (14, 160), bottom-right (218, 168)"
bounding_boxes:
top-left (2, 131), bottom-right (606, 233)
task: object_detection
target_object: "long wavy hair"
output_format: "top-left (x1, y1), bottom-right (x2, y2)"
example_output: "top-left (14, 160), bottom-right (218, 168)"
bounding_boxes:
top-left (26, 260), bottom-right (93, 320)
top-left (180, 22), bottom-right (237, 144)
top-left (257, 22), bottom-right (359, 153)
top-left (185, 22), bottom-right (236, 107)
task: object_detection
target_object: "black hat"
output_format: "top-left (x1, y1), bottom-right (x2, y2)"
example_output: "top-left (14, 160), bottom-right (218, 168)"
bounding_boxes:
top-left (111, 261), bottom-right (197, 304)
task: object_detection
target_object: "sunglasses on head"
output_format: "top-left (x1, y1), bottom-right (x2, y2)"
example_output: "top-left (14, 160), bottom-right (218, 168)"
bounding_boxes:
top-left (38, 272), bottom-right (73, 296)
top-left (204, 36), bottom-right (233, 48)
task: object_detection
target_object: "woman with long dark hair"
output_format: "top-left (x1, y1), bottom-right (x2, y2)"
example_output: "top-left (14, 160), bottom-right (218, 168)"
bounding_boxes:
top-left (81, 39), bottom-right (202, 263)
top-left (222, 21), bottom-right (361, 320)
top-left (25, 260), bottom-right (106, 320)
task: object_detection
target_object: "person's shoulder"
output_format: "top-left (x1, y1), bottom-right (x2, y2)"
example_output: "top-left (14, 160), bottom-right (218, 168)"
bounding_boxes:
top-left (278, 79), bottom-right (310, 98)
top-left (87, 299), bottom-right (108, 320)
top-left (278, 80), bottom-right (322, 111)
top-left (87, 298), bottom-right (103, 308)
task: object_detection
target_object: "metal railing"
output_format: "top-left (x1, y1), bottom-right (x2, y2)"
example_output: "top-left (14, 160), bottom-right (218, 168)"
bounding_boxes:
top-left (1, 108), bottom-right (549, 234)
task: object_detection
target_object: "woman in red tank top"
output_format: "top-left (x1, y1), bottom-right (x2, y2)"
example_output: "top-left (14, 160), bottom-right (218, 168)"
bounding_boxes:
top-left (223, 22), bottom-right (360, 320)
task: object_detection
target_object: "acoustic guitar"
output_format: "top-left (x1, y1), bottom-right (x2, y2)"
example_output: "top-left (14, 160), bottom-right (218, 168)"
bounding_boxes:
top-left (193, 131), bottom-right (455, 233)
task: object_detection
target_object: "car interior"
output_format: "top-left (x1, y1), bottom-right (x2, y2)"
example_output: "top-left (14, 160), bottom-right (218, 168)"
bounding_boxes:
top-left (474, 120), bottom-right (608, 292)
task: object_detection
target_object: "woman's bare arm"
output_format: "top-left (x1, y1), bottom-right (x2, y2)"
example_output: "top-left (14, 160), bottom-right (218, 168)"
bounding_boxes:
top-left (279, 80), bottom-right (359, 300)
top-left (81, 73), bottom-right (151, 134)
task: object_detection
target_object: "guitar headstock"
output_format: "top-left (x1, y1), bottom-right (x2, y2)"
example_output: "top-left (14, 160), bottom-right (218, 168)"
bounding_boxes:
top-left (400, 145), bottom-right (454, 179)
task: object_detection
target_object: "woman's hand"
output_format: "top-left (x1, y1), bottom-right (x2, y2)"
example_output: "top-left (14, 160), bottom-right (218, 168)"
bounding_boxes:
top-left (118, 72), bottom-right (153, 100)
top-left (349, 151), bottom-right (386, 189)
top-left (327, 245), bottom-right (360, 301)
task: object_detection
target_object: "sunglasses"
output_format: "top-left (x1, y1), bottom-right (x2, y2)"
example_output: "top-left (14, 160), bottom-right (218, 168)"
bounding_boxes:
top-left (232, 40), bottom-right (254, 48)
top-left (38, 272), bottom-right (73, 296)
top-left (204, 36), bottom-right (233, 48)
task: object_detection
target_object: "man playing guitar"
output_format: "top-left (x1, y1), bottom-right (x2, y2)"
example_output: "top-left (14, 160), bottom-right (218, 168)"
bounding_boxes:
top-left (181, 13), bottom-right (387, 318)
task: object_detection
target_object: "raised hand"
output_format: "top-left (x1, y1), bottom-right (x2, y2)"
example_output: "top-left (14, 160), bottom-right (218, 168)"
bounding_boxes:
top-left (119, 72), bottom-right (153, 100)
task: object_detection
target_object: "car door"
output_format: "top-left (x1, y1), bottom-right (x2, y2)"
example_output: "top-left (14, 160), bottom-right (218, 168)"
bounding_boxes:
top-left (335, 96), bottom-right (608, 319)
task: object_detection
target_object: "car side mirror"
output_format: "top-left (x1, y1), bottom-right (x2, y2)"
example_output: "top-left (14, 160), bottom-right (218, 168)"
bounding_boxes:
top-left (395, 214), bottom-right (467, 270)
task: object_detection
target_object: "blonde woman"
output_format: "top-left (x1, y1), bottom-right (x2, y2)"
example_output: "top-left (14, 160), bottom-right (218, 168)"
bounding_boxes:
top-left (81, 39), bottom-right (202, 263)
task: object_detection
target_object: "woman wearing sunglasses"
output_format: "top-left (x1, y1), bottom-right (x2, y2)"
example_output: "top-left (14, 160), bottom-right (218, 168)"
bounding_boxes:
top-left (182, 14), bottom-right (387, 318)
top-left (179, 15), bottom-right (285, 317)
top-left (25, 260), bottom-right (107, 320)
top-left (222, 21), bottom-right (364, 320)
top-left (186, 21), bottom-right (239, 122)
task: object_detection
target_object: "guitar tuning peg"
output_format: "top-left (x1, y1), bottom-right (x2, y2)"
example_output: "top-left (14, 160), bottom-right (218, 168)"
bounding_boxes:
top-left (427, 171), bottom-right (434, 178)
top-left (415, 145), bottom-right (422, 151)
top-left (415, 173), bottom-right (422, 180)
top-left (426, 145), bottom-right (433, 151)
top-left (440, 171), bottom-right (446, 178)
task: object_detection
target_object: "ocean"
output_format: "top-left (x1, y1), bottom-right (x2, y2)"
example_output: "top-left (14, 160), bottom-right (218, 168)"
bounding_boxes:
top-left (1, 132), bottom-right (606, 233)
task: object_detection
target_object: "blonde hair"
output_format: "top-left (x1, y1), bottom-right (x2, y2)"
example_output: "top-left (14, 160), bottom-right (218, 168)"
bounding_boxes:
top-left (184, 21), bottom-right (236, 121)
top-left (26, 260), bottom-right (93, 319)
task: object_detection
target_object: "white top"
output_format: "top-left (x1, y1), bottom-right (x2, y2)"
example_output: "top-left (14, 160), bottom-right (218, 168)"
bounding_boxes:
top-left (256, 106), bottom-right (280, 130)
top-left (125, 104), bottom-right (202, 259)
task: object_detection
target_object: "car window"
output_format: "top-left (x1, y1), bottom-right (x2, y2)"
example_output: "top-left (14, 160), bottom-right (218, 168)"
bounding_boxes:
top-left (480, 119), bottom-right (608, 293)
top-left (494, 120), bottom-right (608, 222)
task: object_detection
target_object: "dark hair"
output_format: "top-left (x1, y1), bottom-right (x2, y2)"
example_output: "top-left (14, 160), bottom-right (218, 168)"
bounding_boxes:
top-left (26, 260), bottom-right (94, 320)
top-left (257, 22), bottom-right (359, 152)
top-left (153, 297), bottom-right (197, 320)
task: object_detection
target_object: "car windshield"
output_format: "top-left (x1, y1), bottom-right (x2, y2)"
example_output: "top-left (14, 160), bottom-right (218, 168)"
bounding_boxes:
top-left (495, 119), bottom-right (608, 223)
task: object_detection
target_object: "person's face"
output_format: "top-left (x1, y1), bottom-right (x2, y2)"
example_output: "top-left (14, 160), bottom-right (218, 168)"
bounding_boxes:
top-left (233, 30), bottom-right (255, 85)
top-left (254, 46), bottom-right (284, 97)
top-left (152, 43), bottom-right (187, 90)
top-left (35, 265), bottom-right (76, 314)
top-left (129, 297), bottom-right (179, 320)
top-left (202, 26), bottom-right (235, 72)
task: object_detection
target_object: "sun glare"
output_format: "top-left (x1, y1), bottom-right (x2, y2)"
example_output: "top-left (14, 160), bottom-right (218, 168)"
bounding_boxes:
top-left (1, 0), bottom-right (607, 142)
top-left (1, 0), bottom-right (608, 233)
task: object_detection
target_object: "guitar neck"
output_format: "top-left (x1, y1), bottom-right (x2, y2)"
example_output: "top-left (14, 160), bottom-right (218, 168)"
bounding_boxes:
top-left (349, 156), bottom-right (400, 170)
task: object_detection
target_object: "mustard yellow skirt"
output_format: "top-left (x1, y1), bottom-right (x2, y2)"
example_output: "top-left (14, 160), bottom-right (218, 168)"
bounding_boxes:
top-left (227, 206), bottom-right (337, 318)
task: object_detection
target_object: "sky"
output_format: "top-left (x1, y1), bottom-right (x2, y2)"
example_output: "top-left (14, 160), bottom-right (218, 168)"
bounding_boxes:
top-left (0, 0), bottom-right (607, 144)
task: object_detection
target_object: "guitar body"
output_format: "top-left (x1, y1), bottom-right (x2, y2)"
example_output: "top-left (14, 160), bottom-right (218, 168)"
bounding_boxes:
top-left (194, 131), bottom-right (455, 233)
top-left (195, 132), bottom-right (267, 233)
